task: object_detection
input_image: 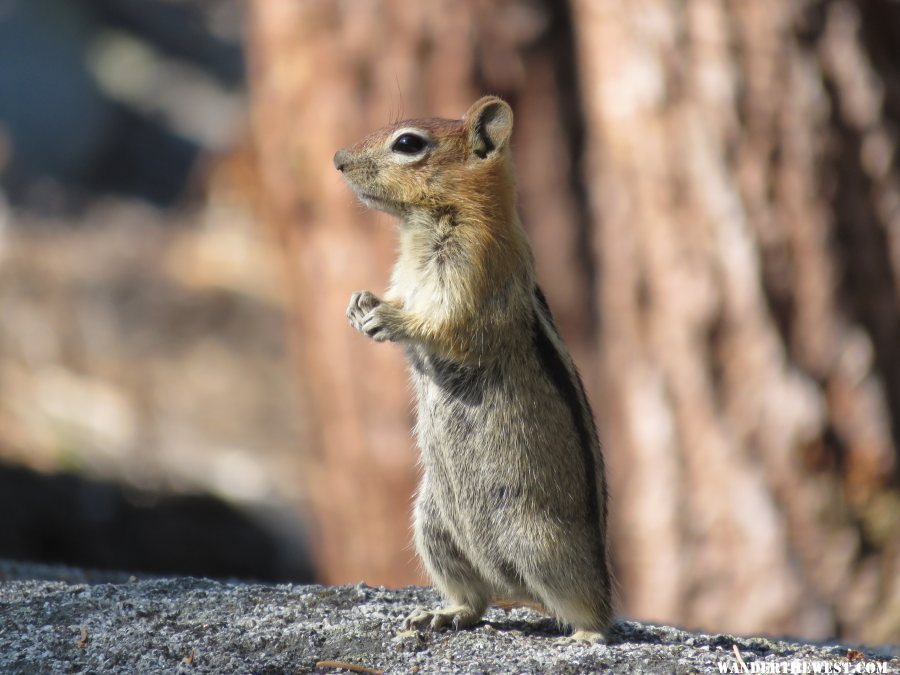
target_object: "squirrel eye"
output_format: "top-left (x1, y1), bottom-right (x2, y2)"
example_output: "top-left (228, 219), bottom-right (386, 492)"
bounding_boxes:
top-left (391, 133), bottom-right (427, 154)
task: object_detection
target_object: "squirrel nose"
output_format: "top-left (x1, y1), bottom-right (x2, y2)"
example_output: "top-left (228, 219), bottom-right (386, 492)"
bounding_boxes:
top-left (333, 149), bottom-right (349, 172)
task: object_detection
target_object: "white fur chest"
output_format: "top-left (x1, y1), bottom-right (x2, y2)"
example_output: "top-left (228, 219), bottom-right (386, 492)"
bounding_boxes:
top-left (389, 226), bottom-right (457, 317)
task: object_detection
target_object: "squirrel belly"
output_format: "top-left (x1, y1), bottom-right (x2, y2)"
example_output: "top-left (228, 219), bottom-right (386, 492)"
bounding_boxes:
top-left (336, 96), bottom-right (613, 640)
top-left (407, 290), bottom-right (612, 633)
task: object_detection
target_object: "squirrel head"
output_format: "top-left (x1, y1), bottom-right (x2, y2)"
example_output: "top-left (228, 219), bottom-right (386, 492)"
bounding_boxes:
top-left (333, 96), bottom-right (515, 220)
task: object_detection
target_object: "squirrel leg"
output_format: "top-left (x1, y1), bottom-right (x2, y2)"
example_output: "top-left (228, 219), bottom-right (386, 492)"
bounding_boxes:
top-left (515, 532), bottom-right (613, 643)
top-left (536, 580), bottom-right (612, 645)
top-left (403, 492), bottom-right (489, 632)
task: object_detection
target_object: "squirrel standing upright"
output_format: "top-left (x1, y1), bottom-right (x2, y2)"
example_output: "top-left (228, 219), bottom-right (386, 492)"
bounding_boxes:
top-left (334, 96), bottom-right (613, 642)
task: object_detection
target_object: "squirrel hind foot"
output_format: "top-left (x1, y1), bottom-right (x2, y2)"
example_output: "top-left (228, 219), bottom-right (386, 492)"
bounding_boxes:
top-left (402, 605), bottom-right (482, 632)
top-left (553, 629), bottom-right (608, 646)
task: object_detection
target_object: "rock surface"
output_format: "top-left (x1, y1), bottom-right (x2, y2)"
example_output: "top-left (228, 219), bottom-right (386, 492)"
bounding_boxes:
top-left (1, 567), bottom-right (897, 674)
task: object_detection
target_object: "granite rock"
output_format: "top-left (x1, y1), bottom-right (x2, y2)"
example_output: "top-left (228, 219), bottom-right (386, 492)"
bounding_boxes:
top-left (0, 569), bottom-right (897, 674)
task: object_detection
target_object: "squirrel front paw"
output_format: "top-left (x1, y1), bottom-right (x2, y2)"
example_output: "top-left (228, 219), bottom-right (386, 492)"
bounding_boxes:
top-left (347, 291), bottom-right (406, 343)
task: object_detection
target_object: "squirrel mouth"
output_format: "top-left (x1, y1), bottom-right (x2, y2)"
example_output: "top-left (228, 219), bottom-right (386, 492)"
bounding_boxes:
top-left (358, 191), bottom-right (404, 212)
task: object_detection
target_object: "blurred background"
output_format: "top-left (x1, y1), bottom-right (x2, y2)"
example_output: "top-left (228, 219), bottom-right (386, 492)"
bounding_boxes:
top-left (1, 0), bottom-right (898, 645)
top-left (0, 0), bottom-right (311, 582)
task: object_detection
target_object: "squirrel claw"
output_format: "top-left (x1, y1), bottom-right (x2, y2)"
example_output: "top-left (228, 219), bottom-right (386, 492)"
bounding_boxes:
top-left (361, 308), bottom-right (398, 342)
top-left (347, 290), bottom-right (381, 333)
top-left (402, 606), bottom-right (480, 632)
top-left (347, 291), bottom-right (405, 343)
top-left (553, 630), bottom-right (607, 646)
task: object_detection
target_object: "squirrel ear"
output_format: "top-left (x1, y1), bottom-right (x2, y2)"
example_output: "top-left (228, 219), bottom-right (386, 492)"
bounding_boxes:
top-left (464, 96), bottom-right (513, 159)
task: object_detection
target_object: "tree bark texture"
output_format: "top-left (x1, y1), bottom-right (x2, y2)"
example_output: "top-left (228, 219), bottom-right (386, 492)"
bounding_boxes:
top-left (249, 0), bottom-right (900, 641)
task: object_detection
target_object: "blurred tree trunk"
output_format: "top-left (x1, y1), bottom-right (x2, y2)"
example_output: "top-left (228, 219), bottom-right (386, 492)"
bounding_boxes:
top-left (245, 0), bottom-right (587, 586)
top-left (248, 0), bottom-right (900, 640)
top-left (572, 0), bottom-right (900, 641)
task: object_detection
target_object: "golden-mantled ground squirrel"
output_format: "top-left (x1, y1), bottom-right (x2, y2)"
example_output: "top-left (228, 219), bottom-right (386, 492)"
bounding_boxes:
top-left (334, 96), bottom-right (612, 642)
